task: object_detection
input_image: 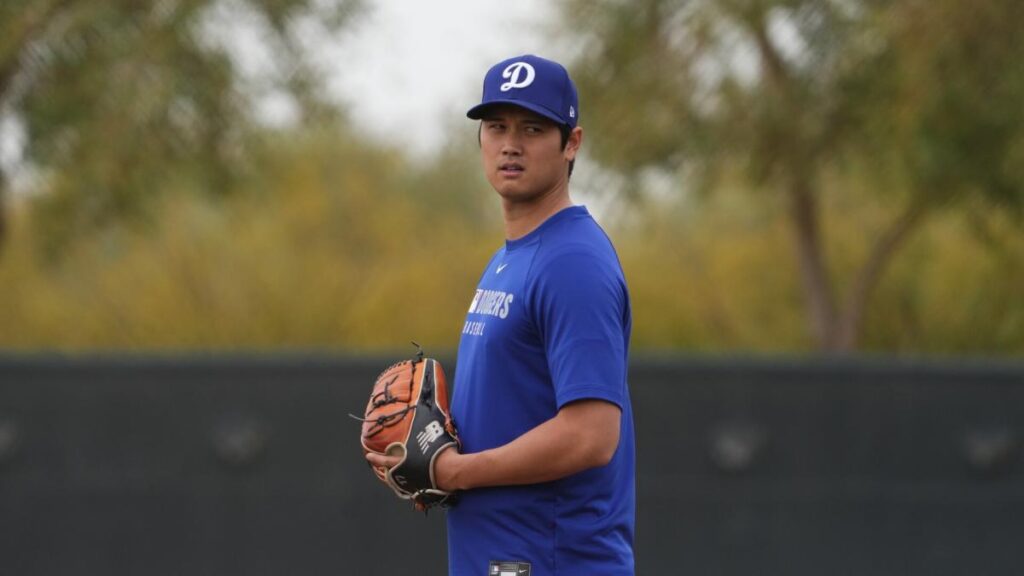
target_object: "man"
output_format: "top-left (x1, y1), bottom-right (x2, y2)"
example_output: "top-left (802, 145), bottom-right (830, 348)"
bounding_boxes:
top-left (369, 54), bottom-right (635, 575)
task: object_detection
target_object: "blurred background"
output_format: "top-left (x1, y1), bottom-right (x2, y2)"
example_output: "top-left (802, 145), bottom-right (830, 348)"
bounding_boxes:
top-left (1, 0), bottom-right (1023, 574)
top-left (1, 0), bottom-right (1020, 354)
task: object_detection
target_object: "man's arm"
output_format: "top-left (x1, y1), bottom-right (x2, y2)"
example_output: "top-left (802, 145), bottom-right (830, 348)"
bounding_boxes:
top-left (365, 398), bottom-right (621, 491)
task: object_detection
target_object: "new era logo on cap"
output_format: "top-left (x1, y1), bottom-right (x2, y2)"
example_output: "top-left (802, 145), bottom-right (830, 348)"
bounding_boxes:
top-left (467, 54), bottom-right (579, 128)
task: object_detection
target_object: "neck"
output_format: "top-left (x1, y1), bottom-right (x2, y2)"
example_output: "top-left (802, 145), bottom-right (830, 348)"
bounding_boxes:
top-left (502, 184), bottom-right (573, 241)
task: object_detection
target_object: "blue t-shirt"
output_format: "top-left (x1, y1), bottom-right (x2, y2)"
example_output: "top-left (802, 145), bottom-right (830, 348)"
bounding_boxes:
top-left (448, 205), bottom-right (635, 576)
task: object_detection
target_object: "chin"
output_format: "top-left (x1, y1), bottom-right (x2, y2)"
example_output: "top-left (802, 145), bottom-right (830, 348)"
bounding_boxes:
top-left (489, 180), bottom-right (524, 198)
top-left (495, 186), bottom-right (541, 204)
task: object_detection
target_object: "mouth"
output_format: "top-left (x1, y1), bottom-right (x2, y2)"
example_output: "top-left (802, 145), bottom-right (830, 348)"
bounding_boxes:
top-left (498, 162), bottom-right (524, 176)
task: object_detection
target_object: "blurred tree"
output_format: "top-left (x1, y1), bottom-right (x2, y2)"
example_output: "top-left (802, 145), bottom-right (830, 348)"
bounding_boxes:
top-left (0, 120), bottom-right (501, 350)
top-left (565, 0), bottom-right (1024, 351)
top-left (0, 0), bottom-right (361, 256)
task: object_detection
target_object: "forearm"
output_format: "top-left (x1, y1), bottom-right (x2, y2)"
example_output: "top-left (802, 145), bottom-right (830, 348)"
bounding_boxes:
top-left (440, 400), bottom-right (620, 491)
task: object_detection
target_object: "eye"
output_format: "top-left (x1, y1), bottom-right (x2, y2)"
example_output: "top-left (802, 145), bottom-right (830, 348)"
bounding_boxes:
top-left (524, 125), bottom-right (543, 135)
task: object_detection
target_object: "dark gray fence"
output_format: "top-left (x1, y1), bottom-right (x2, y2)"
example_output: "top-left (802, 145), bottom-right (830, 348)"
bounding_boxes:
top-left (1, 355), bottom-right (1022, 575)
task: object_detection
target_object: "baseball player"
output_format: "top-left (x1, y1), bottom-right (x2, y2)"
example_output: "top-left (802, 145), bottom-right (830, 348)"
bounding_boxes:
top-left (368, 54), bottom-right (635, 575)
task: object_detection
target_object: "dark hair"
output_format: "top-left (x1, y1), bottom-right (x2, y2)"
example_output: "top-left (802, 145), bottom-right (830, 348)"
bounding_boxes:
top-left (477, 122), bottom-right (576, 180)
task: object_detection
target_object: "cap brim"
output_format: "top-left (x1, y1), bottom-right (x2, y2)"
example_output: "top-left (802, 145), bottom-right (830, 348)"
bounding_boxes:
top-left (466, 100), bottom-right (568, 126)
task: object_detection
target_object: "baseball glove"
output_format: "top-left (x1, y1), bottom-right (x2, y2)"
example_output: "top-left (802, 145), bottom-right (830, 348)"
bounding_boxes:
top-left (352, 345), bottom-right (460, 511)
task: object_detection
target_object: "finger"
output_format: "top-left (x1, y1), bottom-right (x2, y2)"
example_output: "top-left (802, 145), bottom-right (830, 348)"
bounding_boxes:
top-left (366, 452), bottom-right (400, 468)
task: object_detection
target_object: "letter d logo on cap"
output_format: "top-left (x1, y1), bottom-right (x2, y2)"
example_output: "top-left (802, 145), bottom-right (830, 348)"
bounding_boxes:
top-left (500, 62), bottom-right (535, 92)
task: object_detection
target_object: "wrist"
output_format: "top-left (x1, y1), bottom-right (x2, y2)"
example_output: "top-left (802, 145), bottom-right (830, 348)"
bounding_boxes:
top-left (436, 446), bottom-right (467, 492)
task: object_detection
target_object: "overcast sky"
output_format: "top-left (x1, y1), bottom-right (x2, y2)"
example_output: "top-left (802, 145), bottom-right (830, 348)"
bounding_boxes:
top-left (323, 0), bottom-right (566, 157)
top-left (1, 1), bottom-right (572, 192)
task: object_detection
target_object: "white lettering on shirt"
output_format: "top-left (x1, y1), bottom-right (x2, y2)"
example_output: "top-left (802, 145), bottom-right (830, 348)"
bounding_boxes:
top-left (468, 289), bottom-right (514, 319)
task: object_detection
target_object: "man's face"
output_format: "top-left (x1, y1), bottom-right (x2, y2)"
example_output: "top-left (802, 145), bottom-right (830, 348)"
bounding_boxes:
top-left (479, 105), bottom-right (580, 204)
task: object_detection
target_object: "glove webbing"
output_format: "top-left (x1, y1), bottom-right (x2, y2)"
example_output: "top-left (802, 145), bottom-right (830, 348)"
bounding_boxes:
top-left (348, 349), bottom-right (426, 436)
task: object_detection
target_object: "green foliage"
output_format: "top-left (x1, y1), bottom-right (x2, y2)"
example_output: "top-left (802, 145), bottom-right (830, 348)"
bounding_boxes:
top-left (0, 0), bottom-right (362, 254)
top-left (0, 0), bottom-right (1021, 354)
top-left (863, 205), bottom-right (1024, 353)
top-left (619, 188), bottom-right (807, 351)
top-left (618, 186), bottom-right (1024, 355)
top-left (857, 0), bottom-right (1024, 209)
top-left (0, 125), bottom-right (1019, 354)
top-left (0, 124), bottom-right (499, 350)
top-left (567, 0), bottom-right (865, 184)
top-left (563, 0), bottom-right (1024, 350)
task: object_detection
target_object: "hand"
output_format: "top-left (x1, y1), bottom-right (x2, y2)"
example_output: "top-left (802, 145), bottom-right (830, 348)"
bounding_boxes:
top-left (365, 451), bottom-right (401, 479)
top-left (365, 445), bottom-right (463, 492)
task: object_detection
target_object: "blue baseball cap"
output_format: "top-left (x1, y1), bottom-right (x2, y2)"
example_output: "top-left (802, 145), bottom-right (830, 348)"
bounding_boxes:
top-left (467, 54), bottom-right (579, 128)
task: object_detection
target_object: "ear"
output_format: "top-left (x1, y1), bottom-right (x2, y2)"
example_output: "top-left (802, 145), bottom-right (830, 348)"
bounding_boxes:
top-left (564, 126), bottom-right (583, 162)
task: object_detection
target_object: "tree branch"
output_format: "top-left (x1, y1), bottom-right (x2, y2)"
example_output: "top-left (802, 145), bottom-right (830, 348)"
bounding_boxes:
top-left (749, 9), bottom-right (791, 92)
top-left (789, 175), bottom-right (839, 350)
top-left (836, 200), bottom-right (930, 350)
top-left (747, 7), bottom-right (843, 350)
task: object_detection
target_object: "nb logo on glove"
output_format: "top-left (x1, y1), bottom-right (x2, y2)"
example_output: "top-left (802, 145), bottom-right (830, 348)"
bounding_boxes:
top-left (417, 420), bottom-right (445, 454)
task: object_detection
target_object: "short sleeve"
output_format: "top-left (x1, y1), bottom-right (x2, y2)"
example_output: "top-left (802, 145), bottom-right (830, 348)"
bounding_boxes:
top-left (530, 249), bottom-right (628, 410)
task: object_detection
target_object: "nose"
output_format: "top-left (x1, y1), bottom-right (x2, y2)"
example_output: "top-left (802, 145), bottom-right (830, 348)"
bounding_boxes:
top-left (500, 129), bottom-right (523, 156)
